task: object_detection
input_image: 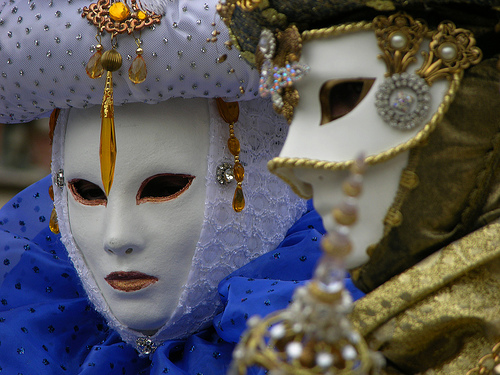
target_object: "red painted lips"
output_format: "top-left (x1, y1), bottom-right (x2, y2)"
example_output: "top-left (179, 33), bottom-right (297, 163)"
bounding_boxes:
top-left (105, 271), bottom-right (158, 292)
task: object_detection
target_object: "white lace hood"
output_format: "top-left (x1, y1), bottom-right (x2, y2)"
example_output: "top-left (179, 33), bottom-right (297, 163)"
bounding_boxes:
top-left (51, 97), bottom-right (306, 351)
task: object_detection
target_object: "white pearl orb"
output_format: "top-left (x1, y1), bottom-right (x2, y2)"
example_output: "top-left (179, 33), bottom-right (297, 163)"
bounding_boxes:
top-left (439, 43), bottom-right (458, 61)
top-left (286, 342), bottom-right (303, 359)
top-left (316, 352), bottom-right (334, 368)
top-left (342, 344), bottom-right (358, 361)
top-left (390, 32), bottom-right (407, 49)
top-left (270, 323), bottom-right (286, 340)
top-left (247, 315), bottom-right (260, 328)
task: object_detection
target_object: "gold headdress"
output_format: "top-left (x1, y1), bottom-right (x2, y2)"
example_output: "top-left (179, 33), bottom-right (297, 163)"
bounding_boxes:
top-left (218, 0), bottom-right (499, 122)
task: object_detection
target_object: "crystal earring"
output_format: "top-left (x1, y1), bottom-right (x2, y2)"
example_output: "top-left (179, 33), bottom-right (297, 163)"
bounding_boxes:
top-left (129, 36), bottom-right (147, 84)
top-left (85, 34), bottom-right (105, 79)
top-left (49, 169), bottom-right (65, 235)
top-left (216, 98), bottom-right (245, 212)
top-left (48, 185), bottom-right (59, 235)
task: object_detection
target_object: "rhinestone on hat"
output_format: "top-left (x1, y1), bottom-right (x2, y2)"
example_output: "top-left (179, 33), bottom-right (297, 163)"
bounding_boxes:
top-left (257, 29), bottom-right (309, 109)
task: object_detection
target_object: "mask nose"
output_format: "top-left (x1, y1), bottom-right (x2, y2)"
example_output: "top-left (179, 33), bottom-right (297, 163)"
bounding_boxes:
top-left (105, 244), bottom-right (135, 256)
top-left (103, 200), bottom-right (142, 256)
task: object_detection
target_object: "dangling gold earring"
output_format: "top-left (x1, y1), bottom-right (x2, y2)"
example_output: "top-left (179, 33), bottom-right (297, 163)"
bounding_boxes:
top-left (85, 33), bottom-right (105, 79)
top-left (129, 35), bottom-right (147, 84)
top-left (48, 185), bottom-right (59, 235)
top-left (216, 98), bottom-right (245, 212)
top-left (48, 109), bottom-right (61, 235)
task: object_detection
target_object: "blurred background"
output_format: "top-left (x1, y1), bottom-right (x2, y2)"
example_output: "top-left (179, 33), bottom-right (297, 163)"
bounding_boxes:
top-left (0, 118), bottom-right (51, 208)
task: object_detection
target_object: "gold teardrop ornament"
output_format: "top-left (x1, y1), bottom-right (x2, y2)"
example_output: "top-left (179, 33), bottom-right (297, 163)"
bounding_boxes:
top-left (233, 184), bottom-right (245, 212)
top-left (234, 162), bottom-right (244, 182)
top-left (48, 185), bottom-right (54, 201)
top-left (100, 71), bottom-right (118, 196)
top-left (228, 137), bottom-right (240, 156)
top-left (86, 45), bottom-right (104, 79)
top-left (216, 98), bottom-right (239, 124)
top-left (49, 207), bottom-right (60, 234)
top-left (129, 50), bottom-right (147, 84)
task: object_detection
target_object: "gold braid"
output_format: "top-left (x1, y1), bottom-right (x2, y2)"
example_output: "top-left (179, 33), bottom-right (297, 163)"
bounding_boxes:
top-left (302, 21), bottom-right (373, 42)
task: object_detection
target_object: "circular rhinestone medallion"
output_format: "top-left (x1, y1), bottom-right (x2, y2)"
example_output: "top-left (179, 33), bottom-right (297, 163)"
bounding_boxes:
top-left (216, 162), bottom-right (234, 185)
top-left (375, 73), bottom-right (431, 130)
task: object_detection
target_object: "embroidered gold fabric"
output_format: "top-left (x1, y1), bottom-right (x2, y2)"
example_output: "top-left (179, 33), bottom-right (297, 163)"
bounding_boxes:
top-left (350, 221), bottom-right (500, 374)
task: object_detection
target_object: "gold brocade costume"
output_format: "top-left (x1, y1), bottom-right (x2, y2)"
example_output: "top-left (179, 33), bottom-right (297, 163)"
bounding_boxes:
top-left (349, 58), bottom-right (500, 374)
top-left (351, 222), bottom-right (500, 374)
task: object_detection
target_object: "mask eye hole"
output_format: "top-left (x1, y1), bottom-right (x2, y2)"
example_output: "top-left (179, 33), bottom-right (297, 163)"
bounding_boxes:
top-left (137, 174), bottom-right (195, 204)
top-left (319, 78), bottom-right (375, 125)
top-left (68, 179), bottom-right (107, 206)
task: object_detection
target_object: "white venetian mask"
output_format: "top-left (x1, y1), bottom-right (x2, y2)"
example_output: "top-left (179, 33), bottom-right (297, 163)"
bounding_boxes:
top-left (63, 99), bottom-right (209, 332)
top-left (51, 97), bottom-right (307, 351)
top-left (271, 30), bottom-right (449, 269)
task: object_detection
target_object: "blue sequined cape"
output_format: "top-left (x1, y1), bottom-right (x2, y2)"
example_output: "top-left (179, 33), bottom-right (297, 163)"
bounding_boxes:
top-left (0, 176), bottom-right (363, 374)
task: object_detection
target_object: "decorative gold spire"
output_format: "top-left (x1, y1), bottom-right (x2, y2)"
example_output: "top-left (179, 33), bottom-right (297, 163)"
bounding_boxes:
top-left (99, 49), bottom-right (122, 195)
top-left (230, 157), bottom-right (384, 375)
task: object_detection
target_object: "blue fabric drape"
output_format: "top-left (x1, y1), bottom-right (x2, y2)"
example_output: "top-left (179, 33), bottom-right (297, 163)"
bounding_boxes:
top-left (0, 177), bottom-right (363, 374)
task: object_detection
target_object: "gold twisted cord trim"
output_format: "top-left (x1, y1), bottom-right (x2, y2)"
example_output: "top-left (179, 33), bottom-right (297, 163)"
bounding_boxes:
top-left (302, 21), bottom-right (373, 42)
top-left (268, 71), bottom-right (462, 178)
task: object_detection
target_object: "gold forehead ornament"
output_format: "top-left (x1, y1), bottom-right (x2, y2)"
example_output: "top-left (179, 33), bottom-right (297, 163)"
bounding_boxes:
top-left (81, 0), bottom-right (162, 195)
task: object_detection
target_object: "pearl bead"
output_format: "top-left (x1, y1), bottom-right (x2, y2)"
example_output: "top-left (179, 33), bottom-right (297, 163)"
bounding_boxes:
top-left (270, 324), bottom-right (286, 339)
top-left (342, 345), bottom-right (357, 361)
top-left (247, 316), bottom-right (260, 328)
top-left (286, 342), bottom-right (303, 359)
top-left (321, 280), bottom-right (343, 294)
top-left (439, 43), bottom-right (458, 61)
top-left (316, 352), bottom-right (334, 368)
top-left (390, 32), bottom-right (407, 49)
